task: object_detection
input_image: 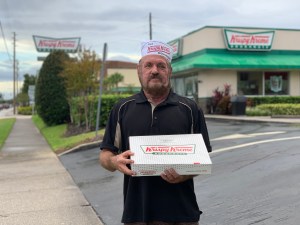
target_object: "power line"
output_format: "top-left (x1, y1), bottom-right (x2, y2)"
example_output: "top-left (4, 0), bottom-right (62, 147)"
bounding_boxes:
top-left (0, 20), bottom-right (12, 63)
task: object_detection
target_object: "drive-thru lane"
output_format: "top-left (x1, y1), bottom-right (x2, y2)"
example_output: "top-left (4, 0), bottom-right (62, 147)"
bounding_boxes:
top-left (59, 120), bottom-right (300, 225)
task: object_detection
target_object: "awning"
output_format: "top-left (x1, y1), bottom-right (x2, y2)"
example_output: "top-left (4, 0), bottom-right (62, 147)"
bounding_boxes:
top-left (171, 49), bottom-right (300, 73)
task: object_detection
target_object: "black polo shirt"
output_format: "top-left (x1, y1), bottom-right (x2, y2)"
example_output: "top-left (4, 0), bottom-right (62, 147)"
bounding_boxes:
top-left (100, 90), bottom-right (212, 223)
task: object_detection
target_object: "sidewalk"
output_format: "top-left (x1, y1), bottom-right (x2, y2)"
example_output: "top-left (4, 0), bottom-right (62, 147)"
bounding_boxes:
top-left (0, 116), bottom-right (104, 225)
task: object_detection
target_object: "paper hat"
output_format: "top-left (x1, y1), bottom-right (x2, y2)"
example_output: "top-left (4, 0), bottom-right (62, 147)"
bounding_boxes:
top-left (141, 40), bottom-right (173, 62)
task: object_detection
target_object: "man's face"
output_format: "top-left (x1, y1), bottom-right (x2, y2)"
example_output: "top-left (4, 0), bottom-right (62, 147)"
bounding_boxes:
top-left (137, 55), bottom-right (172, 96)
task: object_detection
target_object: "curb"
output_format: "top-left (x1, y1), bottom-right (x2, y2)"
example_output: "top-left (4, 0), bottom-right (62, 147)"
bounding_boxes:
top-left (204, 115), bottom-right (300, 124)
top-left (57, 140), bottom-right (102, 156)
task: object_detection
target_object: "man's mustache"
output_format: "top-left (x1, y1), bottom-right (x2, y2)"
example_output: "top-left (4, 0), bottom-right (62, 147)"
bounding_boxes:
top-left (149, 74), bottom-right (162, 81)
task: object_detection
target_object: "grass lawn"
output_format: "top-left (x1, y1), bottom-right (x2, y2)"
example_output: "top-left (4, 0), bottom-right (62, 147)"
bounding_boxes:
top-left (0, 118), bottom-right (16, 150)
top-left (32, 115), bottom-right (104, 152)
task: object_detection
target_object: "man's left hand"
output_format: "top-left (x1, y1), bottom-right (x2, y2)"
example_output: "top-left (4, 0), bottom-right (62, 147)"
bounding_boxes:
top-left (161, 168), bottom-right (194, 184)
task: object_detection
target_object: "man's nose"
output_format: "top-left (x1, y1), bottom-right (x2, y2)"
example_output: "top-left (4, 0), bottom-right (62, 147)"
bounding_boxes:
top-left (151, 65), bottom-right (159, 73)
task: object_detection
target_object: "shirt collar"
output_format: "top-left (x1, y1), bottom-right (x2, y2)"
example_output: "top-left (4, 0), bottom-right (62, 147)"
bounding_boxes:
top-left (135, 89), bottom-right (179, 105)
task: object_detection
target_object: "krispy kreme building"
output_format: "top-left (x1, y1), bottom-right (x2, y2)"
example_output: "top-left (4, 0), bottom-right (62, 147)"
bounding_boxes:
top-left (168, 26), bottom-right (300, 111)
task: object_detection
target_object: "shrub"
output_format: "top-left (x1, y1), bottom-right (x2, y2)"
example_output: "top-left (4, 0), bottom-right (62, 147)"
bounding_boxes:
top-left (35, 51), bottom-right (70, 126)
top-left (246, 107), bottom-right (271, 116)
top-left (212, 83), bottom-right (232, 114)
top-left (18, 106), bottom-right (32, 115)
top-left (256, 103), bottom-right (300, 115)
top-left (70, 94), bottom-right (131, 129)
top-left (248, 96), bottom-right (300, 106)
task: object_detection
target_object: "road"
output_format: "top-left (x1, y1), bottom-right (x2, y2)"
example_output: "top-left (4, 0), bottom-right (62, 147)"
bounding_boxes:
top-left (0, 107), bottom-right (14, 118)
top-left (59, 120), bottom-right (300, 225)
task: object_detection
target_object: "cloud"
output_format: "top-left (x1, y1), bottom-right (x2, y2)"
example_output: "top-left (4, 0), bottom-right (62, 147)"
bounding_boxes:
top-left (1, 0), bottom-right (300, 96)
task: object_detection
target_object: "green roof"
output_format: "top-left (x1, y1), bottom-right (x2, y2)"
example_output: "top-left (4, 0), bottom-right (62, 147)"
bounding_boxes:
top-left (171, 49), bottom-right (300, 73)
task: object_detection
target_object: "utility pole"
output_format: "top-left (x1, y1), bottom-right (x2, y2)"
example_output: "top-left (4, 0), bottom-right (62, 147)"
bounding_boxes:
top-left (13, 32), bottom-right (16, 115)
top-left (16, 60), bottom-right (19, 100)
top-left (149, 13), bottom-right (152, 40)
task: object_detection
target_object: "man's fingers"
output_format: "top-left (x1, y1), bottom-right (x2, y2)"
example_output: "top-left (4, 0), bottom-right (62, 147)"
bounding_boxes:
top-left (113, 150), bottom-right (135, 175)
top-left (116, 156), bottom-right (134, 164)
top-left (123, 150), bottom-right (134, 157)
top-left (161, 168), bottom-right (181, 183)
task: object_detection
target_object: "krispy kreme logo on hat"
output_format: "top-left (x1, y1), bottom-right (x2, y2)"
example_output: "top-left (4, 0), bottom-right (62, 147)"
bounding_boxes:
top-left (140, 144), bottom-right (195, 155)
top-left (141, 40), bottom-right (173, 62)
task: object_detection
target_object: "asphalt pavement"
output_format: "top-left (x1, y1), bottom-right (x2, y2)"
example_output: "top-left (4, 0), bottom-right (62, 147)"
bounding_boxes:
top-left (1, 107), bottom-right (300, 225)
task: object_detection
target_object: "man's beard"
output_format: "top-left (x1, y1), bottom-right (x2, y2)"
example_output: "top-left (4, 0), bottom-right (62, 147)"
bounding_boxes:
top-left (141, 75), bottom-right (171, 97)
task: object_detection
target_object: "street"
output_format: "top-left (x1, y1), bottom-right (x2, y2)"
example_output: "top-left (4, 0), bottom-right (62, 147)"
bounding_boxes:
top-left (59, 120), bottom-right (300, 225)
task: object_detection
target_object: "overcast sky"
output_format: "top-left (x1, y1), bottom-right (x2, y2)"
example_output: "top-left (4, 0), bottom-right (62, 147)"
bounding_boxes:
top-left (1, 0), bottom-right (300, 98)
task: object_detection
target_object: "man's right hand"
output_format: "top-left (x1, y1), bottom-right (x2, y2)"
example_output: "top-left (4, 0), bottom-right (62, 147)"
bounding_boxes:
top-left (100, 149), bottom-right (136, 176)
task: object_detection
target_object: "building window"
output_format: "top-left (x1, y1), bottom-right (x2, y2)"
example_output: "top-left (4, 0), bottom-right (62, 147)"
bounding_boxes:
top-left (238, 71), bottom-right (289, 95)
top-left (238, 72), bottom-right (263, 95)
top-left (264, 72), bottom-right (288, 95)
top-left (171, 74), bottom-right (198, 98)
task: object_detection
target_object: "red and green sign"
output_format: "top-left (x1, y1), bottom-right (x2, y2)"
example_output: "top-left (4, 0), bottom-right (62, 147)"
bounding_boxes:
top-left (33, 35), bottom-right (81, 53)
top-left (224, 29), bottom-right (275, 51)
top-left (168, 38), bottom-right (182, 59)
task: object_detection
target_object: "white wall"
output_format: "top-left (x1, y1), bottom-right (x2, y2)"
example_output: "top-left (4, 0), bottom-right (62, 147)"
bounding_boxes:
top-left (289, 71), bottom-right (300, 96)
top-left (182, 26), bottom-right (300, 55)
top-left (107, 68), bottom-right (140, 87)
top-left (198, 70), bottom-right (237, 98)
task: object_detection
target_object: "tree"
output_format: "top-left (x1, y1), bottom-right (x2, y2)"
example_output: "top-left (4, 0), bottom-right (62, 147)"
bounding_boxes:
top-left (16, 92), bottom-right (29, 106)
top-left (61, 50), bottom-right (100, 131)
top-left (21, 74), bottom-right (36, 94)
top-left (104, 72), bottom-right (124, 93)
top-left (16, 74), bottom-right (37, 106)
top-left (35, 51), bottom-right (70, 125)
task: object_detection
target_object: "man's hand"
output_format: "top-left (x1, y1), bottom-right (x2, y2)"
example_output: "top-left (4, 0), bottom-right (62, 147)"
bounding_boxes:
top-left (161, 168), bottom-right (194, 184)
top-left (111, 150), bottom-right (136, 176)
top-left (99, 149), bottom-right (136, 176)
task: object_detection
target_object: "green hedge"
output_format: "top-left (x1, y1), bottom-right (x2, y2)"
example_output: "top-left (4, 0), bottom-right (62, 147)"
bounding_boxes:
top-left (256, 103), bottom-right (300, 116)
top-left (248, 96), bottom-right (300, 106)
top-left (70, 94), bottom-right (131, 129)
top-left (18, 106), bottom-right (33, 115)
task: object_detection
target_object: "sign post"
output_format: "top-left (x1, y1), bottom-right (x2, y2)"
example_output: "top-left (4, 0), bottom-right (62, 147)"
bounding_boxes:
top-left (28, 85), bottom-right (35, 115)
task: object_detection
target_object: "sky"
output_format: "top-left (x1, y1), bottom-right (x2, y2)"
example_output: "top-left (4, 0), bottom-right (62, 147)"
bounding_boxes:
top-left (1, 0), bottom-right (300, 99)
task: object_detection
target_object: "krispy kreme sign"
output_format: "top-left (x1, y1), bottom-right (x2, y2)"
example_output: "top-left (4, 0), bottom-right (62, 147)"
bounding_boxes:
top-left (140, 145), bottom-right (195, 155)
top-left (224, 29), bottom-right (275, 51)
top-left (168, 38), bottom-right (182, 59)
top-left (33, 35), bottom-right (81, 53)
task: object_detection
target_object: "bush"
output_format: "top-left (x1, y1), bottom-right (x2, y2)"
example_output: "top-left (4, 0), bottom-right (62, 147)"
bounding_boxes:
top-left (70, 94), bottom-right (131, 129)
top-left (248, 96), bottom-right (300, 106)
top-left (256, 103), bottom-right (300, 116)
top-left (35, 51), bottom-right (70, 126)
top-left (246, 107), bottom-right (271, 116)
top-left (212, 83), bottom-right (231, 114)
top-left (18, 106), bottom-right (32, 115)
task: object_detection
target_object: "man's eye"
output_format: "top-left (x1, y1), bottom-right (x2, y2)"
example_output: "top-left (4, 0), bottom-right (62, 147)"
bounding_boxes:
top-left (145, 63), bottom-right (152, 68)
top-left (158, 64), bottom-right (166, 69)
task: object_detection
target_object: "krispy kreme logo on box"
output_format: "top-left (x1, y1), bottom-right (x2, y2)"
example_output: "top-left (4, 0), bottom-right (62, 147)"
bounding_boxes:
top-left (224, 29), bottom-right (275, 51)
top-left (140, 145), bottom-right (195, 155)
top-left (147, 45), bottom-right (171, 54)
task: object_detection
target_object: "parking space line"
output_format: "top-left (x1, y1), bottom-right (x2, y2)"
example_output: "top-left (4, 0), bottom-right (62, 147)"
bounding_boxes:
top-left (210, 136), bottom-right (300, 155)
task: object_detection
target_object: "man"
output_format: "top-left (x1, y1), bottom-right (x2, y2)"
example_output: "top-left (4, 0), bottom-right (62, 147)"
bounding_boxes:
top-left (99, 40), bottom-right (212, 225)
